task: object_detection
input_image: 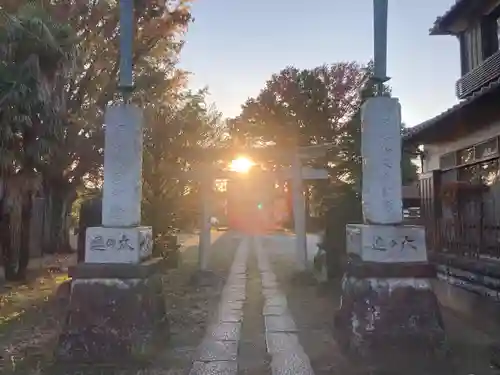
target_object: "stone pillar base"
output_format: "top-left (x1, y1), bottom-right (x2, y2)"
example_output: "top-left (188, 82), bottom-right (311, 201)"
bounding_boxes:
top-left (334, 276), bottom-right (449, 372)
top-left (335, 224), bottom-right (450, 373)
top-left (55, 258), bottom-right (168, 365)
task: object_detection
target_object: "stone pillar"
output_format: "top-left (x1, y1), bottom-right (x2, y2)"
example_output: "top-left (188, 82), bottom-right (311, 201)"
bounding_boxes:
top-left (55, 104), bottom-right (166, 365)
top-left (361, 98), bottom-right (402, 225)
top-left (199, 175), bottom-right (211, 271)
top-left (85, 105), bottom-right (153, 263)
top-left (291, 153), bottom-right (307, 271)
top-left (334, 97), bottom-right (449, 373)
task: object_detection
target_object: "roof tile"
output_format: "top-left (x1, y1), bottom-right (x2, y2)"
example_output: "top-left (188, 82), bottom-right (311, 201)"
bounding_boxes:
top-left (403, 76), bottom-right (500, 142)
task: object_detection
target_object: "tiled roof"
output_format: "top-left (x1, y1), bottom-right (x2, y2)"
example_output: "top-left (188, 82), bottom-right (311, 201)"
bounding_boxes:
top-left (403, 75), bottom-right (500, 143)
top-left (430, 0), bottom-right (468, 35)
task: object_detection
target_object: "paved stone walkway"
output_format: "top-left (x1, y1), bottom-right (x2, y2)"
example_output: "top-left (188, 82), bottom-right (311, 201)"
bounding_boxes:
top-left (255, 236), bottom-right (315, 375)
top-left (189, 236), bottom-right (249, 374)
top-left (189, 235), bottom-right (316, 375)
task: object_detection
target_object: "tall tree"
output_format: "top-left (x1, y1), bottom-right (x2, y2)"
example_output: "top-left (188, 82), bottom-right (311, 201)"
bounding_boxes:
top-left (2, 0), bottom-right (193, 254)
top-left (232, 63), bottom-right (418, 216)
top-left (0, 3), bottom-right (75, 279)
top-left (230, 63), bottom-right (367, 218)
top-left (142, 88), bottom-right (225, 241)
top-left (235, 63), bottom-right (365, 150)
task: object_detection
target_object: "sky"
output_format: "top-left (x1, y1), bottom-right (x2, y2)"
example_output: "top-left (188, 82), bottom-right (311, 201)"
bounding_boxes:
top-left (179, 0), bottom-right (460, 128)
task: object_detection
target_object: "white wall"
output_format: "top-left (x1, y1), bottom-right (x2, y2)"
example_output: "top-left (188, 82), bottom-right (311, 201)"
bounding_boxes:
top-left (423, 120), bottom-right (500, 173)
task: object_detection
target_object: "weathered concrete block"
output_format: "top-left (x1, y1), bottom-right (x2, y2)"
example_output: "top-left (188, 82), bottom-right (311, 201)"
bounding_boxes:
top-left (197, 339), bottom-right (238, 361)
top-left (334, 276), bottom-right (449, 373)
top-left (55, 273), bottom-right (168, 364)
top-left (270, 350), bottom-right (315, 375)
top-left (338, 223), bottom-right (449, 372)
top-left (346, 224), bottom-right (427, 263)
top-left (218, 308), bottom-right (243, 323)
top-left (265, 315), bottom-right (298, 333)
top-left (263, 304), bottom-right (288, 316)
top-left (265, 332), bottom-right (300, 355)
top-left (207, 322), bottom-right (241, 341)
top-left (189, 361), bottom-right (237, 375)
top-left (85, 226), bottom-right (152, 263)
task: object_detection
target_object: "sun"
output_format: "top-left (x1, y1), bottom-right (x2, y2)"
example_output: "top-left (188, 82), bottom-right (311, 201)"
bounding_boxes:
top-left (230, 156), bottom-right (254, 173)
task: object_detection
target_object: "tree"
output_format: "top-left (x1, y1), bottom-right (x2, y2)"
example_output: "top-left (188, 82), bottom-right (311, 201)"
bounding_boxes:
top-left (231, 63), bottom-right (418, 278)
top-left (142, 88), bottom-right (225, 243)
top-left (0, 0), bottom-right (196, 279)
top-left (235, 63), bottom-right (365, 150)
top-left (2, 0), bottom-right (194, 255)
top-left (0, 3), bottom-right (75, 279)
top-left (230, 63), bottom-right (367, 215)
top-left (234, 62), bottom-right (418, 214)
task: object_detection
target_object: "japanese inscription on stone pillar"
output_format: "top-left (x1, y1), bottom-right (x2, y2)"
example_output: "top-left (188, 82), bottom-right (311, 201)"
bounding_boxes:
top-left (101, 105), bottom-right (143, 227)
top-left (361, 97), bottom-right (403, 224)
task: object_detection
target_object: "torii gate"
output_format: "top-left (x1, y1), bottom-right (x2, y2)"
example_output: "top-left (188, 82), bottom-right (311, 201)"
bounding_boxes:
top-left (185, 144), bottom-right (333, 271)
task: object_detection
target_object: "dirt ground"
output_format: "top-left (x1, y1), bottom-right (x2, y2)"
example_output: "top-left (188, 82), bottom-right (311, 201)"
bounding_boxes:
top-left (269, 246), bottom-right (499, 375)
top-left (269, 248), bottom-right (365, 375)
top-left (3, 232), bottom-right (497, 375)
top-left (0, 257), bottom-right (73, 375)
top-left (0, 232), bottom-right (239, 375)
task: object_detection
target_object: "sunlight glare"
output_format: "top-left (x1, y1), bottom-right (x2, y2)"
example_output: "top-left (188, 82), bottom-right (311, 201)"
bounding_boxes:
top-left (230, 157), bottom-right (254, 173)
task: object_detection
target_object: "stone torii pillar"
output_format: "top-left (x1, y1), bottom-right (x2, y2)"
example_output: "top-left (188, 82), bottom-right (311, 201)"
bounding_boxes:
top-left (288, 145), bottom-right (332, 271)
top-left (333, 1), bottom-right (449, 373)
top-left (199, 170), bottom-right (212, 271)
top-left (56, 0), bottom-right (168, 364)
top-left (291, 152), bottom-right (307, 270)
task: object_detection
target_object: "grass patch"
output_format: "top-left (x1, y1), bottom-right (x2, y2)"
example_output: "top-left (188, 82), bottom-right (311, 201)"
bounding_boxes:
top-left (0, 270), bottom-right (70, 375)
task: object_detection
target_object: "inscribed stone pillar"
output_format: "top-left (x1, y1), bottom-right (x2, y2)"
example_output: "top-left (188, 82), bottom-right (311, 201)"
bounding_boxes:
top-left (361, 97), bottom-right (403, 224)
top-left (199, 175), bottom-right (211, 271)
top-left (291, 153), bottom-right (307, 271)
top-left (102, 104), bottom-right (143, 227)
top-left (84, 104), bottom-right (152, 264)
top-left (335, 96), bottom-right (449, 374)
top-left (56, 103), bottom-right (162, 365)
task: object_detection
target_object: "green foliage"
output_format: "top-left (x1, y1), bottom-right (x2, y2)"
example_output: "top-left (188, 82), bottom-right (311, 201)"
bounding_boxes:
top-left (0, 0), bottom-right (199, 275)
top-left (0, 3), bottom-right (75, 176)
top-left (141, 88), bottom-right (225, 240)
top-left (54, 0), bottom-right (193, 252)
top-left (231, 62), bottom-right (419, 278)
top-left (0, 3), bottom-right (76, 279)
top-left (232, 63), bottom-right (418, 217)
top-left (234, 63), bottom-right (366, 150)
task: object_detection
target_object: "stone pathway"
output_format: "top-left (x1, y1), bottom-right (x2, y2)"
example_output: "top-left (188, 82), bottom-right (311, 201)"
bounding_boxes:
top-left (189, 236), bottom-right (249, 374)
top-left (255, 236), bottom-right (315, 375)
top-left (189, 235), bottom-right (316, 375)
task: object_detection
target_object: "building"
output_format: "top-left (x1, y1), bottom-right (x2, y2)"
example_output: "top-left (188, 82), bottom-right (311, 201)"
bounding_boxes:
top-left (404, 0), bottom-right (500, 336)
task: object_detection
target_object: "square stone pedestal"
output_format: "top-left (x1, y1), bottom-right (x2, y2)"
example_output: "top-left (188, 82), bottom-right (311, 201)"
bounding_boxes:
top-left (55, 257), bottom-right (168, 365)
top-left (335, 224), bottom-right (450, 374)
